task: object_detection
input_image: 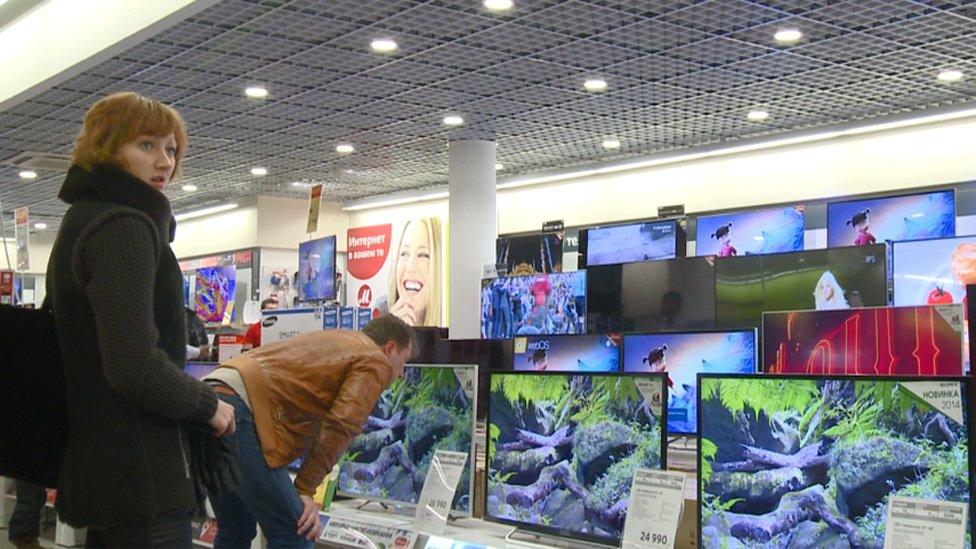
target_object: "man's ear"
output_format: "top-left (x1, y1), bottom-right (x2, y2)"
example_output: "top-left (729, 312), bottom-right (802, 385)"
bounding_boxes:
top-left (382, 340), bottom-right (398, 355)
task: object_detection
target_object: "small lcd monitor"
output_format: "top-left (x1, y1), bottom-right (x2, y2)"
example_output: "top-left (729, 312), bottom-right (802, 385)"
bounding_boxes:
top-left (715, 244), bottom-right (888, 329)
top-left (623, 329), bottom-right (757, 435)
top-left (195, 265), bottom-right (237, 323)
top-left (511, 334), bottom-right (619, 372)
top-left (337, 364), bottom-right (477, 514)
top-left (763, 304), bottom-right (964, 376)
top-left (480, 272), bottom-right (586, 339)
top-left (496, 233), bottom-right (563, 275)
top-left (298, 236), bottom-right (337, 301)
top-left (486, 372), bottom-right (668, 545)
top-left (583, 219), bottom-right (684, 267)
top-left (698, 374), bottom-right (973, 548)
top-left (586, 257), bottom-right (717, 334)
top-left (826, 189), bottom-right (955, 248)
top-left (696, 206), bottom-right (804, 257)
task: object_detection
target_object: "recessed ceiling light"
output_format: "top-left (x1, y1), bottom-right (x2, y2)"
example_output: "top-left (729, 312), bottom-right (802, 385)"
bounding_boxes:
top-left (292, 181), bottom-right (313, 188)
top-left (495, 163), bottom-right (504, 170)
top-left (937, 70), bottom-right (964, 83)
top-left (182, 184), bottom-right (198, 192)
top-left (443, 115), bottom-right (464, 126)
top-left (18, 170), bottom-right (37, 180)
top-left (583, 78), bottom-right (608, 92)
top-left (747, 110), bottom-right (770, 122)
top-left (773, 28), bottom-right (803, 45)
top-left (370, 38), bottom-right (398, 53)
top-left (336, 143), bottom-right (355, 154)
top-left (33, 222), bottom-right (47, 230)
top-left (484, 0), bottom-right (514, 12)
top-left (244, 86), bottom-right (268, 99)
top-left (250, 167), bottom-right (268, 176)
top-left (602, 139), bottom-right (621, 150)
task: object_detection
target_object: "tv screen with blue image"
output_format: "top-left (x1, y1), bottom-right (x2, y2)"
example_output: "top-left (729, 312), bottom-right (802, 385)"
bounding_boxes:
top-left (298, 235), bottom-right (337, 301)
top-left (585, 219), bottom-right (681, 266)
top-left (512, 334), bottom-right (619, 372)
top-left (827, 189), bottom-right (955, 248)
top-left (696, 207), bottom-right (804, 257)
top-left (623, 330), bottom-right (757, 434)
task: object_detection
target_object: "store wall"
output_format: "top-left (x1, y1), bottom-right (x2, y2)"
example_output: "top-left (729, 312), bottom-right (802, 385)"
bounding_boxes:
top-left (171, 202), bottom-right (259, 259)
top-left (255, 196), bottom-right (349, 252)
top-left (347, 115), bottom-right (976, 235)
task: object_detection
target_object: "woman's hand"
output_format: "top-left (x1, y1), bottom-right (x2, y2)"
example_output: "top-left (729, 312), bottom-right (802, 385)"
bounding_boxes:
top-left (208, 400), bottom-right (236, 437)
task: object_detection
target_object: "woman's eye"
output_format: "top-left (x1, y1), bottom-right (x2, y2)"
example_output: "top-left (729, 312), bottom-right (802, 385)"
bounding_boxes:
top-left (419, 252), bottom-right (430, 260)
top-left (140, 141), bottom-right (153, 150)
top-left (166, 146), bottom-right (177, 156)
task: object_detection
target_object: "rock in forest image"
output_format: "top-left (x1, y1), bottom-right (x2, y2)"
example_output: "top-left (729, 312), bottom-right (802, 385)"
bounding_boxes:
top-left (699, 377), bottom-right (971, 548)
top-left (487, 374), bottom-right (665, 541)
top-left (338, 366), bottom-right (474, 512)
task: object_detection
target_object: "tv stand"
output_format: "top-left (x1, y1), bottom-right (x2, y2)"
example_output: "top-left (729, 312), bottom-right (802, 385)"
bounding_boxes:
top-left (503, 527), bottom-right (616, 548)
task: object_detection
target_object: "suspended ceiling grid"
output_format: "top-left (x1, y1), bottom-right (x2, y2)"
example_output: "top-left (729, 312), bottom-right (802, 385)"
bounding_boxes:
top-left (1, 0), bottom-right (975, 224)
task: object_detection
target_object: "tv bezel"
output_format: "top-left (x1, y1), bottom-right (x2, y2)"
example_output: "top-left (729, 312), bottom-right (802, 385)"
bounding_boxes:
top-left (480, 270), bottom-right (588, 340)
top-left (694, 205), bottom-right (806, 257)
top-left (760, 303), bottom-right (966, 376)
top-left (582, 218), bottom-right (685, 268)
top-left (825, 188), bottom-right (956, 248)
top-left (695, 372), bottom-right (976, 549)
top-left (484, 370), bottom-right (669, 546)
top-left (621, 328), bottom-right (759, 436)
top-left (510, 333), bottom-right (621, 372)
top-left (334, 363), bottom-right (479, 517)
top-left (297, 234), bottom-right (338, 302)
top-left (713, 242), bottom-right (889, 329)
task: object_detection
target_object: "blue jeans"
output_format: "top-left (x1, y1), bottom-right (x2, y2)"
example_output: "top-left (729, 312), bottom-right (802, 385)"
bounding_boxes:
top-left (210, 394), bottom-right (313, 549)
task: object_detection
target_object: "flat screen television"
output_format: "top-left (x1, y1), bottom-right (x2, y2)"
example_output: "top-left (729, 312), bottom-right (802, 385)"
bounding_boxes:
top-left (480, 272), bottom-right (586, 339)
top-left (698, 374), bottom-right (973, 548)
top-left (337, 364), bottom-right (477, 514)
top-left (762, 305), bottom-right (965, 376)
top-left (195, 265), bottom-right (237, 323)
top-left (512, 334), bottom-right (620, 372)
top-left (486, 372), bottom-right (668, 544)
top-left (826, 189), bottom-right (955, 248)
top-left (185, 362), bottom-right (218, 380)
top-left (586, 257), bottom-right (717, 334)
top-left (298, 235), bottom-right (337, 301)
top-left (582, 219), bottom-right (683, 267)
top-left (623, 329), bottom-right (757, 435)
top-left (715, 244), bottom-right (888, 329)
top-left (496, 233), bottom-right (563, 275)
top-left (696, 206), bottom-right (805, 257)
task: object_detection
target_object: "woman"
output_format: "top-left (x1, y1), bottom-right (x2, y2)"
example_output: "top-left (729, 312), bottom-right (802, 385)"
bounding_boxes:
top-left (46, 92), bottom-right (234, 547)
top-left (385, 217), bottom-right (442, 326)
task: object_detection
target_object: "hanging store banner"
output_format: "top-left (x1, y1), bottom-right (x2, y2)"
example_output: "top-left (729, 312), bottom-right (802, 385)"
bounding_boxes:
top-left (14, 207), bottom-right (28, 271)
top-left (345, 218), bottom-right (447, 328)
top-left (1, 270), bottom-right (14, 305)
top-left (307, 184), bottom-right (323, 234)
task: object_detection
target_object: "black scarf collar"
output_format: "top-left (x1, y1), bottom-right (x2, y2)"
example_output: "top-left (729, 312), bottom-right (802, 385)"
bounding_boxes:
top-left (59, 164), bottom-right (177, 243)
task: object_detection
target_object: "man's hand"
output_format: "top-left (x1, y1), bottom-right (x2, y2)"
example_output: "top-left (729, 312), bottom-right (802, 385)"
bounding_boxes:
top-left (209, 400), bottom-right (236, 437)
top-left (297, 494), bottom-right (322, 541)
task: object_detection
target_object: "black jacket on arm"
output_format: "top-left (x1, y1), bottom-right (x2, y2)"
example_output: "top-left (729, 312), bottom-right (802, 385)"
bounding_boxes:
top-left (46, 165), bottom-right (218, 529)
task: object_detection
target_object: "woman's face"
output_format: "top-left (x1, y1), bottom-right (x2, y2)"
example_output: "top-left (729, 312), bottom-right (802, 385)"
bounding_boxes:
top-left (117, 133), bottom-right (177, 191)
top-left (819, 278), bottom-right (835, 301)
top-left (396, 221), bottom-right (432, 313)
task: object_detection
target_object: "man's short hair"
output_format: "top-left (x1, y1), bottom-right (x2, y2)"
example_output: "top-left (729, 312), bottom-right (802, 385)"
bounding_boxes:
top-left (363, 314), bottom-right (418, 357)
top-left (260, 298), bottom-right (277, 310)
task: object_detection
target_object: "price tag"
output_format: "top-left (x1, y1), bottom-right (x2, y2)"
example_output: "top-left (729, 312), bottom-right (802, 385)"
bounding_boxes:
top-left (318, 515), bottom-right (417, 548)
top-left (414, 450), bottom-right (468, 535)
top-left (884, 496), bottom-right (967, 549)
top-left (634, 378), bottom-right (664, 410)
top-left (452, 367), bottom-right (477, 401)
top-left (621, 469), bottom-right (685, 549)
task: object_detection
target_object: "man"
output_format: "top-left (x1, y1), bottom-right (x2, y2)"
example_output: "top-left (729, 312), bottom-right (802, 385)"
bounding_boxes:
top-left (7, 481), bottom-right (46, 548)
top-left (203, 314), bottom-right (416, 548)
top-left (185, 306), bottom-right (211, 361)
top-left (242, 297), bottom-right (278, 351)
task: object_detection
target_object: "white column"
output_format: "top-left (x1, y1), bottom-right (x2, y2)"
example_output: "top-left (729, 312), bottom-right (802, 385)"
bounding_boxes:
top-left (448, 140), bottom-right (496, 339)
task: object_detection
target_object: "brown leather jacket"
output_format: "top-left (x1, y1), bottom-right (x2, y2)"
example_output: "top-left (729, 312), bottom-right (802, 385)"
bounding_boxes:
top-left (216, 330), bottom-right (392, 496)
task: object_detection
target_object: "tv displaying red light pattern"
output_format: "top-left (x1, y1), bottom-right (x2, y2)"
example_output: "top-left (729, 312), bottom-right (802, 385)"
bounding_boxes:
top-left (762, 305), bottom-right (965, 376)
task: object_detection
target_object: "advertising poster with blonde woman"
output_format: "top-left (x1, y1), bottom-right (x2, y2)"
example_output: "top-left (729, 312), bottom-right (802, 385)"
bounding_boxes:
top-left (345, 217), bottom-right (446, 327)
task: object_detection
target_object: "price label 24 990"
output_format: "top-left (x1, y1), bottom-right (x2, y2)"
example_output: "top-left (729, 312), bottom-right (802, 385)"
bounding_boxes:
top-left (640, 532), bottom-right (669, 545)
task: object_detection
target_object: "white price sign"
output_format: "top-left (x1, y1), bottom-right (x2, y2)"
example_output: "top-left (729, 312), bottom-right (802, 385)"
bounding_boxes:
top-left (884, 496), bottom-right (967, 549)
top-left (621, 469), bottom-right (685, 549)
top-left (414, 450), bottom-right (468, 535)
top-left (900, 381), bottom-right (965, 425)
top-left (318, 515), bottom-right (417, 548)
